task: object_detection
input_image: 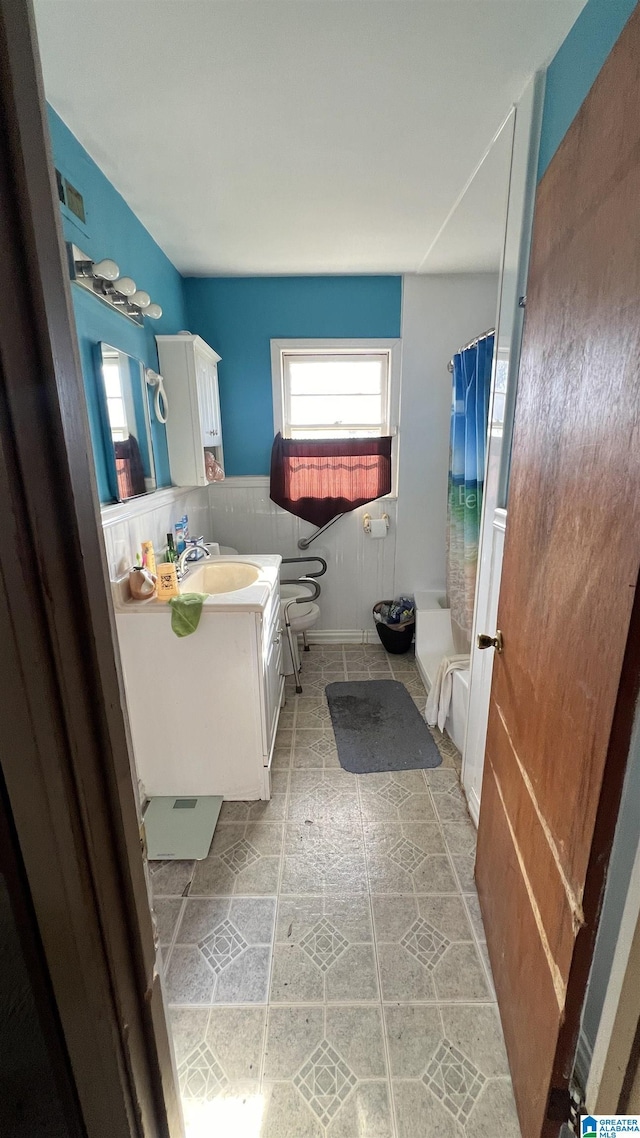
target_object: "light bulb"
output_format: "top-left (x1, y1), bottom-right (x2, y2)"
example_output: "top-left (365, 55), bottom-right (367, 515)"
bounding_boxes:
top-left (92, 258), bottom-right (119, 281)
top-left (145, 303), bottom-right (162, 319)
top-left (115, 276), bottom-right (137, 297)
top-left (130, 290), bottom-right (151, 308)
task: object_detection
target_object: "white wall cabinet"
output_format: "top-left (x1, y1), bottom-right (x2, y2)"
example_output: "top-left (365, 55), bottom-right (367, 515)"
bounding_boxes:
top-left (156, 333), bottom-right (223, 487)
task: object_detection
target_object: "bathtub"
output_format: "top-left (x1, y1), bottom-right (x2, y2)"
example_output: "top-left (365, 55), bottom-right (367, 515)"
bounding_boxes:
top-left (414, 590), bottom-right (469, 754)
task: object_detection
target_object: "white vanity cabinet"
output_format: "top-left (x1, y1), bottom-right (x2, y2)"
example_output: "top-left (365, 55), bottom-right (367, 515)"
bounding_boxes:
top-left (156, 333), bottom-right (223, 487)
top-left (114, 557), bottom-right (284, 801)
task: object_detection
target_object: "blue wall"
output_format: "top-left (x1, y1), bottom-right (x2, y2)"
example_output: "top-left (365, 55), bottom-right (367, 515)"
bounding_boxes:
top-left (49, 109), bottom-right (402, 489)
top-left (48, 107), bottom-right (188, 500)
top-left (538, 0), bottom-right (637, 179)
top-left (184, 276), bottom-right (402, 476)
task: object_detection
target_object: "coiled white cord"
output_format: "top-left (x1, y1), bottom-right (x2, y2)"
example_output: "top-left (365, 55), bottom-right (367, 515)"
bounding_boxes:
top-left (145, 368), bottom-right (169, 424)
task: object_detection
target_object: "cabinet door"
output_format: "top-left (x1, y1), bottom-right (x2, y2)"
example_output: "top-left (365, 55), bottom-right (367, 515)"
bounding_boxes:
top-left (208, 361), bottom-right (222, 445)
top-left (262, 626), bottom-right (282, 760)
top-left (195, 353), bottom-right (222, 447)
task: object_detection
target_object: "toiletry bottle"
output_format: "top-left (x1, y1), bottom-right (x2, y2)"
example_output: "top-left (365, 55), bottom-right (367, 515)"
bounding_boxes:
top-left (175, 520), bottom-right (186, 555)
top-left (156, 562), bottom-right (179, 600)
top-left (141, 540), bottom-right (157, 576)
top-left (182, 514), bottom-right (189, 542)
top-left (165, 532), bottom-right (176, 562)
top-left (129, 566), bottom-right (157, 600)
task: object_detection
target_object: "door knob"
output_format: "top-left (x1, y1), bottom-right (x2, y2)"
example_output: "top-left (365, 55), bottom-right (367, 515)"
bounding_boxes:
top-left (477, 630), bottom-right (504, 653)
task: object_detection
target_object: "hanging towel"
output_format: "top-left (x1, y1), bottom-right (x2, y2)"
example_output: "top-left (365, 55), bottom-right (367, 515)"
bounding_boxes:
top-left (168, 593), bottom-right (208, 638)
top-left (425, 654), bottom-right (470, 731)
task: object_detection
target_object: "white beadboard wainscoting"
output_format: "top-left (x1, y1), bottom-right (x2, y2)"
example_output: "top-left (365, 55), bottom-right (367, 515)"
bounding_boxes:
top-left (208, 477), bottom-right (397, 638)
top-left (101, 486), bottom-right (211, 580)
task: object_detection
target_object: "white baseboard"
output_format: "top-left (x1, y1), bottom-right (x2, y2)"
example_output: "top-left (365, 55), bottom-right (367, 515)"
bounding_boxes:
top-left (305, 630), bottom-right (380, 645)
top-left (305, 630), bottom-right (414, 646)
top-left (415, 655), bottom-right (431, 692)
top-left (467, 786), bottom-right (481, 829)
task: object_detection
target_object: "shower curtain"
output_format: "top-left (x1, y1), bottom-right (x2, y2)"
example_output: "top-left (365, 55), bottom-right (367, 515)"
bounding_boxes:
top-left (447, 333), bottom-right (494, 653)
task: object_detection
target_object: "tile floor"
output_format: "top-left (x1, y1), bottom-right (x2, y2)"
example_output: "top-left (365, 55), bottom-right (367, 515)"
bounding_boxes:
top-left (150, 644), bottom-right (520, 1138)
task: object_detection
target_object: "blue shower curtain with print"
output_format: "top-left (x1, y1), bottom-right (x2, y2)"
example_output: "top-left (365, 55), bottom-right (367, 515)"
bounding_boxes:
top-left (447, 333), bottom-right (494, 653)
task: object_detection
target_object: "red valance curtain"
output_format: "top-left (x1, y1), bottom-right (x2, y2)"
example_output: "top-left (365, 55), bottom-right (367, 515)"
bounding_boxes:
top-left (114, 434), bottom-right (146, 500)
top-left (270, 433), bottom-right (392, 528)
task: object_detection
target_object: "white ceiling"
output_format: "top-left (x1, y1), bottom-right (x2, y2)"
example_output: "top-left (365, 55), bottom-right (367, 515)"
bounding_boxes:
top-left (34, 1), bottom-right (584, 276)
top-left (424, 110), bottom-right (515, 274)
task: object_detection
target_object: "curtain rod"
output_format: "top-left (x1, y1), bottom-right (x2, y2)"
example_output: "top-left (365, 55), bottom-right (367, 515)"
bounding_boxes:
top-left (447, 327), bottom-right (495, 372)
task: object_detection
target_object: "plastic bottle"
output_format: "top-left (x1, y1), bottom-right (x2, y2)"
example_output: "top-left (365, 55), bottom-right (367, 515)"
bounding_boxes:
top-left (165, 532), bottom-right (177, 562)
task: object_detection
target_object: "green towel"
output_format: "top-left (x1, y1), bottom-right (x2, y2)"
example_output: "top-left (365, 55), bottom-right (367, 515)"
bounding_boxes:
top-left (168, 593), bottom-right (208, 637)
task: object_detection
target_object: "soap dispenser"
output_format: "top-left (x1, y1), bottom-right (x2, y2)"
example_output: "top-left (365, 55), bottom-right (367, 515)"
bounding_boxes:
top-left (129, 566), bottom-right (157, 600)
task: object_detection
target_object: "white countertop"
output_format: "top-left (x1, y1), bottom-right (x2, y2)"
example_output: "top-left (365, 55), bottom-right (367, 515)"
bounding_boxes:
top-left (112, 554), bottom-right (281, 614)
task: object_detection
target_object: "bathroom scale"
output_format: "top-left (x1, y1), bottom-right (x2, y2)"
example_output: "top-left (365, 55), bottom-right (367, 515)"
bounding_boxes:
top-left (143, 795), bottom-right (223, 861)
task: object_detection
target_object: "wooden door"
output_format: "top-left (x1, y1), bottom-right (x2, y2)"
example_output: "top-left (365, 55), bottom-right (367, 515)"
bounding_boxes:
top-left (475, 8), bottom-right (640, 1138)
top-left (0, 1), bottom-right (181, 1133)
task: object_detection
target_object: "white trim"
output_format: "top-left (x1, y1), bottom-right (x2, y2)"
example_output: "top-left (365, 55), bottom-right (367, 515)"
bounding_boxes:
top-left (306, 630), bottom-right (366, 645)
top-left (270, 338), bottom-right (401, 437)
top-left (211, 475), bottom-right (271, 489)
top-left (304, 629), bottom-right (401, 645)
top-left (155, 332), bottom-right (221, 365)
top-left (493, 506), bottom-right (507, 533)
top-left (270, 337), bottom-right (401, 493)
top-left (100, 485), bottom-right (198, 528)
top-left (586, 835), bottom-right (640, 1110)
top-left (206, 474), bottom-right (398, 501)
top-left (575, 1029), bottom-right (593, 1093)
top-left (462, 72), bottom-right (543, 819)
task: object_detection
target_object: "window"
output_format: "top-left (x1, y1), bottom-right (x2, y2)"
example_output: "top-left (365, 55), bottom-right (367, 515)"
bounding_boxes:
top-left (102, 355), bottom-right (128, 442)
top-left (283, 353), bottom-right (388, 438)
top-left (271, 339), bottom-right (399, 441)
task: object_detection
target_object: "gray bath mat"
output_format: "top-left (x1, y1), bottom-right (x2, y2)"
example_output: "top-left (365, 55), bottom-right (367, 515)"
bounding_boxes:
top-left (325, 680), bottom-right (442, 774)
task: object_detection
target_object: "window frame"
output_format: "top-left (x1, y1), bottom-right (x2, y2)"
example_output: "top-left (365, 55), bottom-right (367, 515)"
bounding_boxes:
top-left (271, 337), bottom-right (401, 451)
top-left (282, 351), bottom-right (390, 438)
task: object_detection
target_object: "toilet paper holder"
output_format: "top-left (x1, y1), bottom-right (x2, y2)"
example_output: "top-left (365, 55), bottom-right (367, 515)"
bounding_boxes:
top-left (363, 512), bottom-right (390, 536)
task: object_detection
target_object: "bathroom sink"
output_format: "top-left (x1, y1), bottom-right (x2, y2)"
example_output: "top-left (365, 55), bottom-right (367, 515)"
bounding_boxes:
top-left (181, 561), bottom-right (260, 596)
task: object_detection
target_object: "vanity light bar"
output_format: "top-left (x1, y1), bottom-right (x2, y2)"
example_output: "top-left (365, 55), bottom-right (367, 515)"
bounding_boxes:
top-left (68, 244), bottom-right (163, 327)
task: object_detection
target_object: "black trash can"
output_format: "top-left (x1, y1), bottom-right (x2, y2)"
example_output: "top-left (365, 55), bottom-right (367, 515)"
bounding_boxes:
top-left (373, 600), bottom-right (415, 654)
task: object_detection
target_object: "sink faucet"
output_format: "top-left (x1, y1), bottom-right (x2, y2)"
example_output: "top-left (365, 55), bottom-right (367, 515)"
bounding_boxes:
top-left (177, 540), bottom-right (212, 578)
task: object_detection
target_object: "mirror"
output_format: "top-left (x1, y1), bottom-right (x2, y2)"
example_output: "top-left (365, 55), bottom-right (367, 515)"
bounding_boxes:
top-left (98, 343), bottom-right (156, 501)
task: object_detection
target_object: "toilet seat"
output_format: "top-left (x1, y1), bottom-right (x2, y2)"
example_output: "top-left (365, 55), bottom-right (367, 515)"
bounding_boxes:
top-left (280, 584), bottom-right (320, 677)
top-left (280, 583), bottom-right (316, 620)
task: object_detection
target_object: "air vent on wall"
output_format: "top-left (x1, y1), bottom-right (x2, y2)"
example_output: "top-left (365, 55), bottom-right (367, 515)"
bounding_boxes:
top-left (55, 167), bottom-right (86, 226)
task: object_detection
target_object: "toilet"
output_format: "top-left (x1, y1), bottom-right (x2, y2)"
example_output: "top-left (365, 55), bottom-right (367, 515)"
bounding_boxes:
top-left (280, 583), bottom-right (321, 686)
top-left (214, 546), bottom-right (321, 686)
